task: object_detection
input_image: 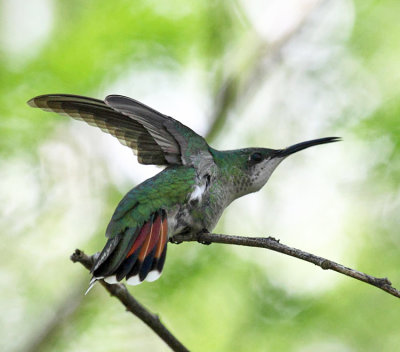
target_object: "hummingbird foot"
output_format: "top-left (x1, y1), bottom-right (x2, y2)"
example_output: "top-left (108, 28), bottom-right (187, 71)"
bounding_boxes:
top-left (197, 229), bottom-right (211, 245)
top-left (169, 235), bottom-right (183, 244)
top-left (170, 228), bottom-right (191, 244)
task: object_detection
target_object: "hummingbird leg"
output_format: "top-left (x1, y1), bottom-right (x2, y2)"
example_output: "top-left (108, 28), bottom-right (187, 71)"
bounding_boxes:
top-left (197, 229), bottom-right (211, 245)
top-left (169, 236), bottom-right (183, 244)
top-left (169, 227), bottom-right (192, 244)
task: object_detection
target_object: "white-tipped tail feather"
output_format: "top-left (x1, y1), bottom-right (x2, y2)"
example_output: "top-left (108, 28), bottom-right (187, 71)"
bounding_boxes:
top-left (104, 275), bottom-right (118, 284)
top-left (126, 275), bottom-right (142, 286)
top-left (125, 270), bottom-right (162, 285)
top-left (146, 270), bottom-right (162, 282)
top-left (85, 269), bottom-right (163, 293)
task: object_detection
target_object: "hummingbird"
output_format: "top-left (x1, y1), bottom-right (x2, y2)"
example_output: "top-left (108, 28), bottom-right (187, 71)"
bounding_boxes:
top-left (28, 94), bottom-right (340, 290)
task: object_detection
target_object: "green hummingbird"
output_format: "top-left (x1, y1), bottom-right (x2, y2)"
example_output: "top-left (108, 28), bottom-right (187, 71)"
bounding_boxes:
top-left (28, 94), bottom-right (340, 290)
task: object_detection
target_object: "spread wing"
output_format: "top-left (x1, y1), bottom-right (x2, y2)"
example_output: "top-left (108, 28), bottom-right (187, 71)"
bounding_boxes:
top-left (27, 94), bottom-right (213, 167)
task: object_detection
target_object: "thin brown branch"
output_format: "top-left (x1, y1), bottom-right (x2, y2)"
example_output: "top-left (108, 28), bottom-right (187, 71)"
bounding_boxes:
top-left (70, 230), bottom-right (399, 352)
top-left (171, 232), bottom-right (400, 299)
top-left (70, 249), bottom-right (189, 352)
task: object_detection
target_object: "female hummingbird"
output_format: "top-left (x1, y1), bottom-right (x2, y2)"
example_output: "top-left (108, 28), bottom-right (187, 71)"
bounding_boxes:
top-left (28, 94), bottom-right (339, 290)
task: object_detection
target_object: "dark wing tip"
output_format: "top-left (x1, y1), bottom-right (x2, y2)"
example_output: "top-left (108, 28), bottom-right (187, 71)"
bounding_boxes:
top-left (104, 94), bottom-right (132, 107)
top-left (27, 96), bottom-right (41, 108)
top-left (27, 94), bottom-right (106, 109)
top-left (27, 94), bottom-right (56, 108)
top-left (105, 94), bottom-right (126, 100)
top-left (105, 94), bottom-right (167, 118)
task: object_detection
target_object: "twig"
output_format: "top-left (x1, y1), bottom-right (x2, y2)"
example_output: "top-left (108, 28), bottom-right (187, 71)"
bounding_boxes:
top-left (70, 249), bottom-right (189, 352)
top-left (171, 232), bottom-right (400, 299)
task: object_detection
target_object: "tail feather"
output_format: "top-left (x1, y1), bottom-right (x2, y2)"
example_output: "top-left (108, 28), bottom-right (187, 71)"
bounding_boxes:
top-left (115, 250), bottom-right (139, 281)
top-left (124, 209), bottom-right (168, 285)
top-left (89, 209), bottom-right (169, 290)
top-left (152, 210), bottom-right (168, 275)
top-left (156, 242), bottom-right (167, 273)
top-left (128, 258), bottom-right (141, 278)
top-left (114, 221), bottom-right (150, 280)
top-left (93, 227), bottom-right (137, 277)
top-left (145, 242), bottom-right (167, 282)
top-left (139, 247), bottom-right (157, 281)
top-left (135, 210), bottom-right (162, 281)
top-left (91, 234), bottom-right (121, 273)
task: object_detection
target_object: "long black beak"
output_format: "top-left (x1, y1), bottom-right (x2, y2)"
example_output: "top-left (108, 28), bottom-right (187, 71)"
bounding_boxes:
top-left (275, 137), bottom-right (341, 158)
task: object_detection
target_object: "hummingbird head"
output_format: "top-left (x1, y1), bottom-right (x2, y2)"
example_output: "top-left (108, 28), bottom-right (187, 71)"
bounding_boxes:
top-left (218, 137), bottom-right (340, 200)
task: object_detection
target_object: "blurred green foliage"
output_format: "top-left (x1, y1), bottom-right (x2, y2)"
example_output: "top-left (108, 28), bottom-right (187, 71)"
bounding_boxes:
top-left (1, 0), bottom-right (400, 351)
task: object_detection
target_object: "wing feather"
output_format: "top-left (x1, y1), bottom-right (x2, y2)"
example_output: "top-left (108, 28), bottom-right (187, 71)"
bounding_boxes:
top-left (105, 94), bottom-right (212, 167)
top-left (28, 93), bottom-right (214, 169)
top-left (27, 94), bottom-right (168, 165)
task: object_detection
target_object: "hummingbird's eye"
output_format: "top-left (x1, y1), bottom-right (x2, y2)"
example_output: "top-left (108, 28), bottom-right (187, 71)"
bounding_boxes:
top-left (250, 152), bottom-right (263, 163)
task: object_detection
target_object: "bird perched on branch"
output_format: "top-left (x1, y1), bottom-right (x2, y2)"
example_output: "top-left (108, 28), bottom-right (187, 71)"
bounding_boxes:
top-left (28, 94), bottom-right (339, 292)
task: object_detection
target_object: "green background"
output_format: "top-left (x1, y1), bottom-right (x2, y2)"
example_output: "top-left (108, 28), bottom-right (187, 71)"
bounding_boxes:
top-left (1, 0), bottom-right (399, 351)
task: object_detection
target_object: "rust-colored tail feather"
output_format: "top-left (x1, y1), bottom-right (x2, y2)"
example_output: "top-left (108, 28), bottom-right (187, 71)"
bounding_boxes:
top-left (92, 209), bottom-right (169, 286)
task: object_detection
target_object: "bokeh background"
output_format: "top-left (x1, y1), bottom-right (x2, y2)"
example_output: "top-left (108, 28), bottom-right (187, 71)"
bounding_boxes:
top-left (1, 0), bottom-right (400, 351)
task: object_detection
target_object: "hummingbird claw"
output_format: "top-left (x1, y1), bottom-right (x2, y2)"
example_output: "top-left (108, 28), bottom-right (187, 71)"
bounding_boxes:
top-left (197, 229), bottom-right (211, 245)
top-left (169, 236), bottom-right (183, 244)
top-left (198, 239), bottom-right (211, 245)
